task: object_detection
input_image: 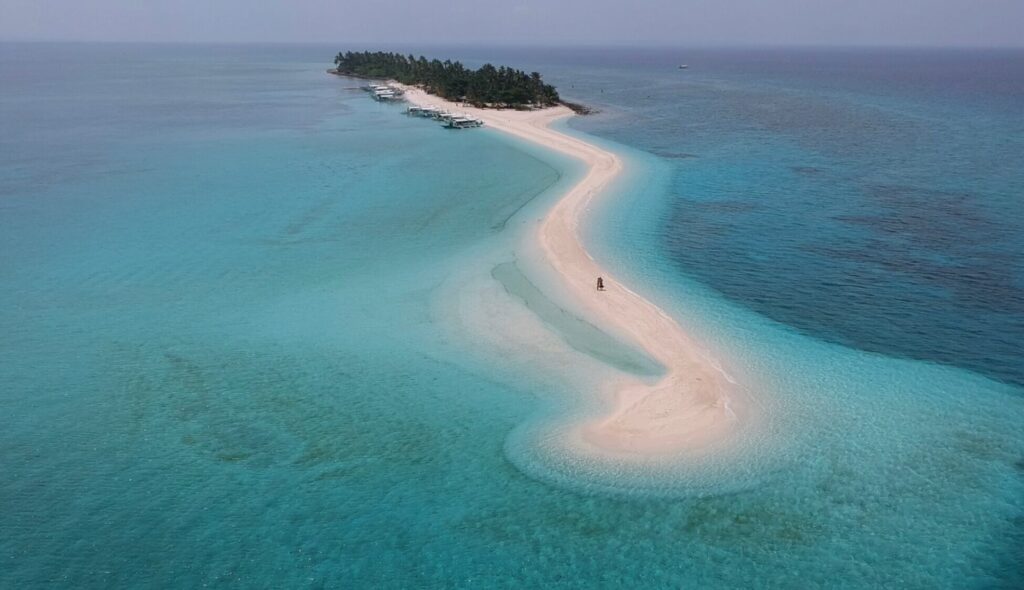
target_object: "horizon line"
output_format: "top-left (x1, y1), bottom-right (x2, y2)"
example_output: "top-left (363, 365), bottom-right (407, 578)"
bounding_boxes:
top-left (2, 38), bottom-right (1024, 51)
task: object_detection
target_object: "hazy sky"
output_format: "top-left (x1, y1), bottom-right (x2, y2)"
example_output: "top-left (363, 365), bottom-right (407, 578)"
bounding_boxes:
top-left (1, 0), bottom-right (1022, 47)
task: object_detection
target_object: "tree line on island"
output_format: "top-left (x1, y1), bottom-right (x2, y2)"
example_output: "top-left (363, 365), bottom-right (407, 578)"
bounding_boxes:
top-left (332, 51), bottom-right (590, 113)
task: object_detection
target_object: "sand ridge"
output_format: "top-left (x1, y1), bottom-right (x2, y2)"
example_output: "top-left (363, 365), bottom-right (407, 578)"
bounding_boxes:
top-left (398, 84), bottom-right (743, 457)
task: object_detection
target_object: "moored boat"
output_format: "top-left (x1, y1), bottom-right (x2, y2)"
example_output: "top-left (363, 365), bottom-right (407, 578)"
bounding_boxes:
top-left (444, 115), bottom-right (483, 129)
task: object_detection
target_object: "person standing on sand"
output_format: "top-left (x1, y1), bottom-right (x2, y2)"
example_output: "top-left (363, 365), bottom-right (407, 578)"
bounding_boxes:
top-left (596, 277), bottom-right (605, 291)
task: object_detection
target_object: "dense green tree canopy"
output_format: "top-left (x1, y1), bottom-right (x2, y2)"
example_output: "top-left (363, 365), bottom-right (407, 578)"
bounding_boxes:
top-left (333, 51), bottom-right (561, 108)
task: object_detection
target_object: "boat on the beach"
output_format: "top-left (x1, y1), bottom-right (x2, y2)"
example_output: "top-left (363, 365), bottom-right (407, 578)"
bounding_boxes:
top-left (365, 84), bottom-right (404, 101)
top-left (406, 105), bottom-right (443, 118)
top-left (443, 115), bottom-right (483, 129)
top-left (404, 106), bottom-right (482, 129)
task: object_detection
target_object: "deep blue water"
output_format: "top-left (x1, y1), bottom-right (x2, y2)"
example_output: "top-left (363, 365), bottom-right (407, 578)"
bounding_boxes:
top-left (2, 43), bottom-right (1023, 588)
top-left (427, 46), bottom-right (1024, 387)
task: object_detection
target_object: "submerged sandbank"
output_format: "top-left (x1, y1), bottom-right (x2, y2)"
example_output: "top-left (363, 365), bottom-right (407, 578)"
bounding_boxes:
top-left (397, 84), bottom-right (746, 458)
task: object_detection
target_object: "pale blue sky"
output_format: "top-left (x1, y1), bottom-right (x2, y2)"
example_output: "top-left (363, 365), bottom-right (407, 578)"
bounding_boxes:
top-left (1, 0), bottom-right (1022, 47)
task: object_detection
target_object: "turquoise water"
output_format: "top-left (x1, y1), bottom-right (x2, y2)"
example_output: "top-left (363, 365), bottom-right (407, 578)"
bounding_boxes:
top-left (2, 43), bottom-right (1023, 587)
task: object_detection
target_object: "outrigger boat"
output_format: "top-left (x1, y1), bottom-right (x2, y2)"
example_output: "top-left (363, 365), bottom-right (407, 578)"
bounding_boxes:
top-left (406, 105), bottom-right (443, 118)
top-left (365, 84), bottom-right (404, 101)
top-left (404, 107), bottom-right (482, 129)
top-left (443, 115), bottom-right (483, 129)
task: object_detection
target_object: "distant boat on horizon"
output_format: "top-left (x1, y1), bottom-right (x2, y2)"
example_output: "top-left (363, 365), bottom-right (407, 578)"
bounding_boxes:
top-left (678, 64), bottom-right (689, 70)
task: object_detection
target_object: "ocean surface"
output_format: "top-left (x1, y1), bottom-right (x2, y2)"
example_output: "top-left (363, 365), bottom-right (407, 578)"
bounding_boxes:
top-left (2, 43), bottom-right (1023, 588)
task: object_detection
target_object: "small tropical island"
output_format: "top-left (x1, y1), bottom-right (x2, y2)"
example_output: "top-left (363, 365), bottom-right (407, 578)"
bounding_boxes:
top-left (331, 51), bottom-right (590, 113)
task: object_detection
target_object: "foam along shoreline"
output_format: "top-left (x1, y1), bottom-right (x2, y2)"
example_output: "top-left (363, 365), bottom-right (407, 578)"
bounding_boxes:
top-left (397, 83), bottom-right (744, 457)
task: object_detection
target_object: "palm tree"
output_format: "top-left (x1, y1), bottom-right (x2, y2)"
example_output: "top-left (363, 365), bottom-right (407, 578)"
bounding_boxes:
top-left (331, 51), bottom-right (561, 107)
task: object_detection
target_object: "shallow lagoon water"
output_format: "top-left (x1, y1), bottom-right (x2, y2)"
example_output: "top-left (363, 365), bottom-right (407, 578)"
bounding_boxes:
top-left (2, 44), bottom-right (1023, 588)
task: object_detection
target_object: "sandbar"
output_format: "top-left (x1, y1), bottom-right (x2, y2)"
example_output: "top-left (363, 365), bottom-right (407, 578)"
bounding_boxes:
top-left (397, 84), bottom-right (742, 457)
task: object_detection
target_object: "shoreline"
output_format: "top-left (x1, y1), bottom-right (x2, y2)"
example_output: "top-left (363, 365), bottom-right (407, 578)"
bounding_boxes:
top-left (396, 83), bottom-right (744, 457)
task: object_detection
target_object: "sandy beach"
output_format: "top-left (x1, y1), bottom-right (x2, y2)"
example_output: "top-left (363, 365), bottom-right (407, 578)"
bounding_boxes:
top-left (399, 84), bottom-right (743, 457)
